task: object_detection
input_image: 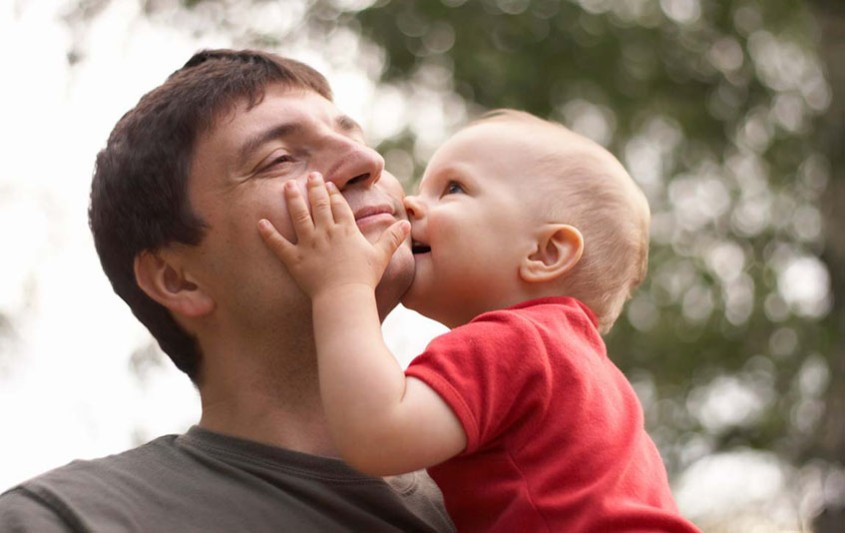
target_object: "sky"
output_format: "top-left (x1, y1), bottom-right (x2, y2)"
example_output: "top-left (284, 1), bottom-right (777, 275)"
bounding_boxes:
top-left (0, 0), bottom-right (823, 529)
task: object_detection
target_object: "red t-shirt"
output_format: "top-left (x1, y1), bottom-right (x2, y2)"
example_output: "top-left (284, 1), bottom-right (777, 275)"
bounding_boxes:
top-left (406, 297), bottom-right (699, 532)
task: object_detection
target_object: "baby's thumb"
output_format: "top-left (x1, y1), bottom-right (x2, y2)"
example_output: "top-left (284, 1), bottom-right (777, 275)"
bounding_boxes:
top-left (376, 220), bottom-right (411, 259)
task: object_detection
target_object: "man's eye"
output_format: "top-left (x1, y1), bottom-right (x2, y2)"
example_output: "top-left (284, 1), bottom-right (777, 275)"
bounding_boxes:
top-left (261, 154), bottom-right (295, 172)
top-left (269, 155), bottom-right (294, 167)
top-left (444, 181), bottom-right (465, 195)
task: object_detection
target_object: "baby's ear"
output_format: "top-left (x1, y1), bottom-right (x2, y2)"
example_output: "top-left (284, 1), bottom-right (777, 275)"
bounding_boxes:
top-left (134, 249), bottom-right (215, 318)
top-left (519, 224), bottom-right (584, 283)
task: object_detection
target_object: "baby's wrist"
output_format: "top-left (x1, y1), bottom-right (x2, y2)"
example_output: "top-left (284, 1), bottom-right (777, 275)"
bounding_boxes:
top-left (311, 281), bottom-right (376, 303)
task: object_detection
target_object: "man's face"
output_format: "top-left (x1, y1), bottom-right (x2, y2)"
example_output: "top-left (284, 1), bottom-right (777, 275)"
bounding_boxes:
top-left (181, 85), bottom-right (413, 332)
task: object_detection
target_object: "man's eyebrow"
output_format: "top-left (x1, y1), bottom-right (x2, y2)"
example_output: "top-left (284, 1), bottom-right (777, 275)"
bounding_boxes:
top-left (236, 116), bottom-right (364, 168)
top-left (236, 122), bottom-right (303, 168)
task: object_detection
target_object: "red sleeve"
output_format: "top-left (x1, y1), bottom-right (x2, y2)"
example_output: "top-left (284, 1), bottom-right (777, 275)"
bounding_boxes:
top-left (405, 310), bottom-right (553, 454)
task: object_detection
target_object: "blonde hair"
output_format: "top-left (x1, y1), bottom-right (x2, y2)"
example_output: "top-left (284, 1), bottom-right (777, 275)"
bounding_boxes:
top-left (470, 109), bottom-right (650, 333)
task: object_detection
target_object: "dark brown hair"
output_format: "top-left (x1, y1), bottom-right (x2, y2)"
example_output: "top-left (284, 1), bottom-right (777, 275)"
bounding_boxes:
top-left (88, 49), bottom-right (332, 382)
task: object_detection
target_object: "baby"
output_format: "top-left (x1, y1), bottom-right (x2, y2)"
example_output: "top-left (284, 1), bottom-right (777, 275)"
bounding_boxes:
top-left (258, 110), bottom-right (699, 532)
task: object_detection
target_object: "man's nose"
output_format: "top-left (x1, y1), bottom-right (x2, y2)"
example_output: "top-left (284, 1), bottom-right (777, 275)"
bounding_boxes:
top-left (321, 138), bottom-right (384, 190)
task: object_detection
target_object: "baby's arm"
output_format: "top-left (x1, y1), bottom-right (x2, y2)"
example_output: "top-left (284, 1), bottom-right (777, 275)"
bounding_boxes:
top-left (258, 173), bottom-right (466, 475)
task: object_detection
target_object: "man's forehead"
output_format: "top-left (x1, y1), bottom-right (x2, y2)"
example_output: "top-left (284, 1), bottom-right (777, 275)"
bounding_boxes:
top-left (211, 86), bottom-right (329, 128)
top-left (191, 86), bottom-right (365, 174)
top-left (213, 87), bottom-right (362, 140)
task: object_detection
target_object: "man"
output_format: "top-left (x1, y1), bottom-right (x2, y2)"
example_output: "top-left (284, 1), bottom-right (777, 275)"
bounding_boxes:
top-left (0, 49), bottom-right (454, 532)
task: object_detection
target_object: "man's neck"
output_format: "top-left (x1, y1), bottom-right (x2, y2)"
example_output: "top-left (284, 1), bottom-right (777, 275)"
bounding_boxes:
top-left (198, 400), bottom-right (339, 457)
top-left (196, 345), bottom-right (339, 457)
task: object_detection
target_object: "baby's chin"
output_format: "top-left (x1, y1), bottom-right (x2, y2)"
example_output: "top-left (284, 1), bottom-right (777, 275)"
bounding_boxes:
top-left (400, 281), bottom-right (423, 309)
top-left (375, 246), bottom-right (415, 320)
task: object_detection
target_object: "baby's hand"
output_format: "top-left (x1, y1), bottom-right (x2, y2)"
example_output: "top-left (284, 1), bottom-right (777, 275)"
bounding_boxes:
top-left (258, 173), bottom-right (410, 299)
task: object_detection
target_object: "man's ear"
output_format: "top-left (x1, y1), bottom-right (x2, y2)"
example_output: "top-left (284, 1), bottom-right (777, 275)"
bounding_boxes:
top-left (519, 224), bottom-right (584, 283)
top-left (134, 250), bottom-right (215, 318)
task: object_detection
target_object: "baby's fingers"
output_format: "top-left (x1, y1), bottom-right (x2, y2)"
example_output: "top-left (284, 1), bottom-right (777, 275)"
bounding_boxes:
top-left (327, 182), bottom-right (356, 226)
top-left (257, 218), bottom-right (296, 263)
top-left (307, 173), bottom-right (334, 228)
top-left (284, 180), bottom-right (315, 237)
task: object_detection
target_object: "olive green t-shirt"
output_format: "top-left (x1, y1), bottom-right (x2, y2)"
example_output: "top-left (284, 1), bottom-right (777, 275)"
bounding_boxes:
top-left (0, 426), bottom-right (455, 532)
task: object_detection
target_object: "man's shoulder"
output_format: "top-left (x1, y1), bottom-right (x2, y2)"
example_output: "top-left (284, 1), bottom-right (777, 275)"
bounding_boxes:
top-left (0, 435), bottom-right (181, 531)
top-left (0, 431), bottom-right (455, 533)
top-left (7, 434), bottom-right (179, 492)
top-left (4, 434), bottom-right (176, 491)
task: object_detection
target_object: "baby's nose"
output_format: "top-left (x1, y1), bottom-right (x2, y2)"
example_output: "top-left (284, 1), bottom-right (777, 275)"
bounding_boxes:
top-left (403, 195), bottom-right (424, 219)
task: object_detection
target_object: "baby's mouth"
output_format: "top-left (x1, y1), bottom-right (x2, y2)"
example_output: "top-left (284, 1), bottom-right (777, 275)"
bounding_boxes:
top-left (412, 240), bottom-right (431, 255)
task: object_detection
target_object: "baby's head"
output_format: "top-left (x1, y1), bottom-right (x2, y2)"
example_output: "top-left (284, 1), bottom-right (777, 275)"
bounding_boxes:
top-left (403, 109), bottom-right (650, 333)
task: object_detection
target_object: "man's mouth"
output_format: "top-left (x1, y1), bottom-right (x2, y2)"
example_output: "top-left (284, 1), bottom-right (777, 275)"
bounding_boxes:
top-left (353, 205), bottom-right (395, 226)
top-left (412, 240), bottom-right (431, 255)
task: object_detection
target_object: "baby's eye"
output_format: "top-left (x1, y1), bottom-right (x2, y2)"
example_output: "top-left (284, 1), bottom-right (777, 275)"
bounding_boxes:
top-left (444, 181), bottom-right (465, 195)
